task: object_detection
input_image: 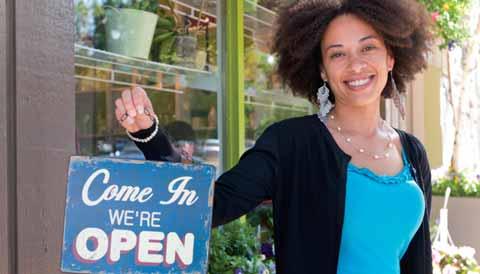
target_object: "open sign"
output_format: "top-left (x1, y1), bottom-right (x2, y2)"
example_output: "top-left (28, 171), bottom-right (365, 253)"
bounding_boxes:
top-left (61, 156), bottom-right (215, 274)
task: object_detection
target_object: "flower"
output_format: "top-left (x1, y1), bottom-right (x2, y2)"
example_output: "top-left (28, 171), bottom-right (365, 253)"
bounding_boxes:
top-left (261, 243), bottom-right (274, 258)
top-left (432, 244), bottom-right (480, 273)
top-left (234, 268), bottom-right (244, 274)
top-left (258, 266), bottom-right (270, 274)
top-left (443, 3), bottom-right (450, 11)
top-left (433, 248), bottom-right (442, 264)
top-left (434, 242), bottom-right (458, 255)
top-left (458, 246), bottom-right (476, 259)
top-left (443, 265), bottom-right (458, 274)
top-left (431, 11), bottom-right (440, 22)
top-left (267, 261), bottom-right (276, 273)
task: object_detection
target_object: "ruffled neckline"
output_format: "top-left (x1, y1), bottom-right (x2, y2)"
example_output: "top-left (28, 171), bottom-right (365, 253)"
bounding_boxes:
top-left (347, 158), bottom-right (412, 185)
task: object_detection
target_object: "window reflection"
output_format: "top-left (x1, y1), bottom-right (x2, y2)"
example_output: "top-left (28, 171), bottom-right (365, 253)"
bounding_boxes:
top-left (243, 0), bottom-right (312, 146)
top-left (74, 0), bottom-right (220, 168)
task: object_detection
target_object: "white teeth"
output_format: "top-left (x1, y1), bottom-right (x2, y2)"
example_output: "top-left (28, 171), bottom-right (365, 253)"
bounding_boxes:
top-left (347, 77), bottom-right (370, 87)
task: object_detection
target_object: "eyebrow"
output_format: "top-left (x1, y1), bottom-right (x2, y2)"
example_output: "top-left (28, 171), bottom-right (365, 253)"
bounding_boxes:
top-left (325, 35), bottom-right (380, 51)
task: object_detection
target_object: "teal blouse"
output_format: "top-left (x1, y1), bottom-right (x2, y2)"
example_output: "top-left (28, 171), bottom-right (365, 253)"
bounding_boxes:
top-left (336, 150), bottom-right (425, 274)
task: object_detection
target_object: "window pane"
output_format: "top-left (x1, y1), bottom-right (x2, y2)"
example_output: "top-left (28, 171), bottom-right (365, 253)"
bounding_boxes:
top-left (243, 0), bottom-right (313, 148)
top-left (75, 0), bottom-right (221, 168)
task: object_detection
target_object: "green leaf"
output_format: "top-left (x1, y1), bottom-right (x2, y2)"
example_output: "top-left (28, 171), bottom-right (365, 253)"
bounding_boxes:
top-left (157, 16), bottom-right (176, 30)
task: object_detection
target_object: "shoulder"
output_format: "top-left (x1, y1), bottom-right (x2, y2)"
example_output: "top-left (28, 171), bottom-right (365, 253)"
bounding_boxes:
top-left (394, 129), bottom-right (430, 173)
top-left (395, 129), bottom-right (427, 155)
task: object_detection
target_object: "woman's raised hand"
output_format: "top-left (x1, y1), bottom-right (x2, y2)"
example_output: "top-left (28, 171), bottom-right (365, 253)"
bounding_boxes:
top-left (115, 87), bottom-right (156, 133)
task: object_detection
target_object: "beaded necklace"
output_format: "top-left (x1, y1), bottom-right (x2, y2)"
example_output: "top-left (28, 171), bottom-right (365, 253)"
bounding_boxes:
top-left (325, 114), bottom-right (394, 160)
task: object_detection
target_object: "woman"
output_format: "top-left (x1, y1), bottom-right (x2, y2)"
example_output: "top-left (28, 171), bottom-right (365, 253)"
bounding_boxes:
top-left (114, 0), bottom-right (434, 273)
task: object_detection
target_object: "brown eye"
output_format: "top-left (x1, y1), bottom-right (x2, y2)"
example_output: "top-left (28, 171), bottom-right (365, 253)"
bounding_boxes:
top-left (363, 45), bottom-right (376, 52)
top-left (330, 52), bottom-right (345, 59)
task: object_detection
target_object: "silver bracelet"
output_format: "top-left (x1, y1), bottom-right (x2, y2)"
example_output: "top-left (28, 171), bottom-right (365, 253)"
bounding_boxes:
top-left (126, 115), bottom-right (160, 143)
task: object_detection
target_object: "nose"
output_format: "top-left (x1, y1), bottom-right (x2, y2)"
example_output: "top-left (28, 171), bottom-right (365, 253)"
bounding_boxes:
top-left (349, 57), bottom-right (367, 73)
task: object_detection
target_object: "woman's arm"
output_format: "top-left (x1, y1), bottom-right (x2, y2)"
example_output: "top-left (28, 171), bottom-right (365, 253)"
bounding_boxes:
top-left (130, 123), bottom-right (182, 162)
top-left (115, 87), bottom-right (281, 227)
top-left (133, 122), bottom-right (281, 228)
top-left (210, 124), bottom-right (280, 227)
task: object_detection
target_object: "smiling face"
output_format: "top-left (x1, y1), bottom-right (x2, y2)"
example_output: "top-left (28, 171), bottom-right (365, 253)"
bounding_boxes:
top-left (320, 14), bottom-right (395, 108)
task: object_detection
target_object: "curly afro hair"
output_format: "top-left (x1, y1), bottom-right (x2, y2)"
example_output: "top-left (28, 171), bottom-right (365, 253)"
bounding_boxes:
top-left (272, 0), bottom-right (434, 104)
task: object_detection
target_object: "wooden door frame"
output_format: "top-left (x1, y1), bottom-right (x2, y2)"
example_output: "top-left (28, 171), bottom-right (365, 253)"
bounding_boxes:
top-left (0, 0), bottom-right (15, 273)
top-left (0, 0), bottom-right (75, 273)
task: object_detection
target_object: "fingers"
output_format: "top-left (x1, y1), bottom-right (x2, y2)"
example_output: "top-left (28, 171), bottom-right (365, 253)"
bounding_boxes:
top-left (122, 89), bottom-right (137, 118)
top-left (132, 86), bottom-right (155, 116)
top-left (139, 88), bottom-right (154, 112)
top-left (115, 98), bottom-right (134, 128)
top-left (131, 86), bottom-right (145, 115)
top-left (115, 101), bottom-right (140, 132)
top-left (115, 87), bottom-right (155, 133)
top-left (122, 87), bottom-right (155, 116)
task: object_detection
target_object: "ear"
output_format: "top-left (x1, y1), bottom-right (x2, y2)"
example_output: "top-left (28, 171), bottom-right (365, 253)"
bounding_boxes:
top-left (387, 51), bottom-right (395, 71)
top-left (321, 73), bottom-right (328, 82)
top-left (319, 66), bottom-right (328, 82)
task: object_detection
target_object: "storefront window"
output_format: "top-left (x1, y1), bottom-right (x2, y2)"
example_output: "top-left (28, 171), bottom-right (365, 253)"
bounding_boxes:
top-left (74, 0), bottom-right (221, 167)
top-left (243, 0), bottom-right (313, 148)
top-left (242, 1), bottom-right (313, 267)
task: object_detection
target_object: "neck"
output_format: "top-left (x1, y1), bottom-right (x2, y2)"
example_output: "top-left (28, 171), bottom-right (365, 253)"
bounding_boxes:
top-left (329, 101), bottom-right (383, 137)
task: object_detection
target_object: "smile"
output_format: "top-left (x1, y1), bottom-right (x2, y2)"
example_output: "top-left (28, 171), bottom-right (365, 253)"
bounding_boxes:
top-left (344, 75), bottom-right (375, 90)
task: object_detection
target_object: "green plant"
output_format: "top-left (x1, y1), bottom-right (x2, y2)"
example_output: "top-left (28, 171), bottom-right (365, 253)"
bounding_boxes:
top-left (75, 1), bottom-right (89, 42)
top-left (150, 8), bottom-right (178, 63)
top-left (247, 205), bottom-right (274, 242)
top-left (91, 0), bottom-right (181, 62)
top-left (208, 219), bottom-right (270, 274)
top-left (196, 21), bottom-right (218, 68)
top-left (432, 171), bottom-right (480, 198)
top-left (418, 0), bottom-right (471, 49)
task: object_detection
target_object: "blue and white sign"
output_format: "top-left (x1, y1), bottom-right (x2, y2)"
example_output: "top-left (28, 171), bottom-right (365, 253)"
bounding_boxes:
top-left (61, 156), bottom-right (216, 274)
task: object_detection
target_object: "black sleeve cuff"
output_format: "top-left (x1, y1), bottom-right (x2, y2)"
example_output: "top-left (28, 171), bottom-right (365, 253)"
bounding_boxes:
top-left (129, 122), bottom-right (181, 163)
top-left (130, 123), bottom-right (157, 139)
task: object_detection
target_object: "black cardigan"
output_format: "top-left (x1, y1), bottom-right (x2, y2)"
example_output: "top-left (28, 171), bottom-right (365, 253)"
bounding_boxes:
top-left (132, 114), bottom-right (433, 274)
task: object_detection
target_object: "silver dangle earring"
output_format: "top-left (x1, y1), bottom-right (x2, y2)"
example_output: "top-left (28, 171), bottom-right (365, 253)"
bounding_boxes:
top-left (390, 71), bottom-right (405, 120)
top-left (317, 81), bottom-right (334, 121)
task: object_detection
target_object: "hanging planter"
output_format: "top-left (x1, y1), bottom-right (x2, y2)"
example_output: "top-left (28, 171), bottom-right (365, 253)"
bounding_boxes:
top-left (105, 8), bottom-right (158, 59)
top-left (431, 188), bottom-right (480, 272)
top-left (175, 34), bottom-right (198, 68)
top-left (150, 0), bottom-right (211, 69)
top-left (173, 0), bottom-right (210, 69)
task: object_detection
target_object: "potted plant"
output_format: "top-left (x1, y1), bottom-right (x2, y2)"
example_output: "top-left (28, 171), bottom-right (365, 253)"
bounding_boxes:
top-left (91, 0), bottom-right (210, 68)
top-left (432, 243), bottom-right (480, 273)
top-left (195, 17), bottom-right (217, 71)
top-left (208, 219), bottom-right (272, 274)
top-left (173, 0), bottom-right (209, 68)
top-left (91, 0), bottom-right (160, 59)
top-left (150, 0), bottom-right (210, 68)
top-left (174, 19), bottom-right (198, 68)
top-left (105, 0), bottom-right (160, 59)
top-left (431, 170), bottom-right (480, 262)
